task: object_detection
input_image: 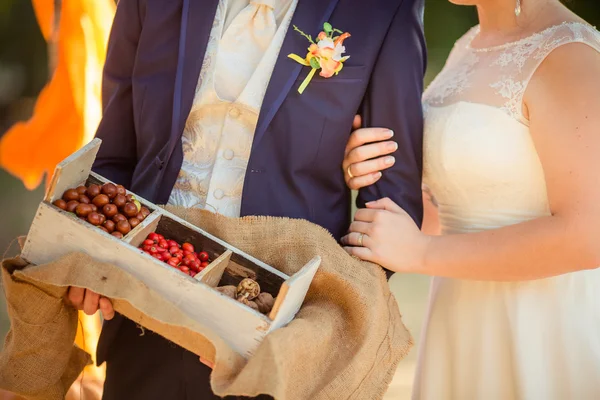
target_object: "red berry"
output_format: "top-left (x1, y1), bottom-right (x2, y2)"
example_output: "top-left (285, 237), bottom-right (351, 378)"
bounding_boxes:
top-left (182, 243), bottom-right (194, 252)
top-left (169, 246), bottom-right (179, 255)
top-left (167, 259), bottom-right (179, 268)
top-left (190, 260), bottom-right (201, 272)
top-left (149, 246), bottom-right (158, 254)
top-left (152, 254), bottom-right (162, 260)
top-left (143, 239), bottom-right (154, 246)
top-left (198, 252), bottom-right (209, 262)
top-left (148, 233), bottom-right (159, 241)
top-left (179, 266), bottom-right (190, 274)
top-left (201, 261), bottom-right (210, 269)
top-left (168, 257), bottom-right (180, 264)
top-left (183, 250), bottom-right (193, 256)
top-left (156, 234), bottom-right (165, 241)
top-left (156, 247), bottom-right (167, 253)
top-left (167, 240), bottom-right (178, 248)
top-left (190, 272), bottom-right (197, 278)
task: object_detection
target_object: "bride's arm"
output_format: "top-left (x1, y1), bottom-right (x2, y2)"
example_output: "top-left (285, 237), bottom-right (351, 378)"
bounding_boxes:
top-left (344, 43), bottom-right (600, 281)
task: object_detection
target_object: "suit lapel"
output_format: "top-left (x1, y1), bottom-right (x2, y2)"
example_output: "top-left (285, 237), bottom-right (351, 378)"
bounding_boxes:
top-left (252, 0), bottom-right (341, 150)
top-left (169, 0), bottom-right (219, 147)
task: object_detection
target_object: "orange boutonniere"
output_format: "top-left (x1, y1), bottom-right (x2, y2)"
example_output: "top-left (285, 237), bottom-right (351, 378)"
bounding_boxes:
top-left (288, 22), bottom-right (351, 94)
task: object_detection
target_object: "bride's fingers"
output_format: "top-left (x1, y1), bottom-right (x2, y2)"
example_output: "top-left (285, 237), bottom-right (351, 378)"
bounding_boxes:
top-left (341, 231), bottom-right (372, 248)
top-left (353, 208), bottom-right (380, 223)
top-left (352, 115), bottom-right (362, 130)
top-left (344, 128), bottom-right (394, 157)
top-left (347, 172), bottom-right (382, 191)
top-left (366, 197), bottom-right (405, 214)
top-left (348, 221), bottom-right (370, 235)
top-left (344, 245), bottom-right (373, 262)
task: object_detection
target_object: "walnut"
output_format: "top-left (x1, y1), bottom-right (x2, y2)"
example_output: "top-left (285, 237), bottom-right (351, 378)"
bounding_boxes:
top-left (237, 297), bottom-right (260, 312)
top-left (254, 292), bottom-right (275, 315)
top-left (236, 278), bottom-right (260, 301)
top-left (216, 285), bottom-right (237, 299)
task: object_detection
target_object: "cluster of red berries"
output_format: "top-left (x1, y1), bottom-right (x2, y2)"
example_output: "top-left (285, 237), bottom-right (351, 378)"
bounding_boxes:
top-left (140, 232), bottom-right (210, 277)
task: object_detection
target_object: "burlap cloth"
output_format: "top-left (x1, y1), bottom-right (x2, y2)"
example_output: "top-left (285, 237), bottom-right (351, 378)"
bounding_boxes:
top-left (0, 207), bottom-right (412, 400)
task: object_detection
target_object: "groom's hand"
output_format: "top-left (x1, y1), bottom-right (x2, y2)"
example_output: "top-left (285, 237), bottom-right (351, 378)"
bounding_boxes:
top-left (199, 356), bottom-right (215, 369)
top-left (65, 287), bottom-right (115, 320)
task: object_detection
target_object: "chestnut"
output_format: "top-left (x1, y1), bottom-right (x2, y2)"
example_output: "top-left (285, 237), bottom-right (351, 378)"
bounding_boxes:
top-left (75, 203), bottom-right (93, 217)
top-left (87, 212), bottom-right (102, 226)
top-left (92, 194), bottom-right (110, 208)
top-left (101, 183), bottom-right (117, 198)
top-left (52, 199), bottom-right (67, 210)
top-left (78, 195), bottom-right (91, 204)
top-left (76, 185), bottom-right (88, 195)
top-left (116, 220), bottom-right (131, 235)
top-left (116, 184), bottom-right (127, 196)
top-left (112, 194), bottom-right (127, 209)
top-left (86, 184), bottom-right (101, 198)
top-left (113, 213), bottom-right (127, 223)
top-left (102, 204), bottom-right (118, 218)
top-left (62, 189), bottom-right (79, 202)
top-left (126, 194), bottom-right (134, 202)
top-left (90, 204), bottom-right (98, 212)
top-left (111, 231), bottom-right (124, 239)
top-left (66, 200), bottom-right (79, 213)
top-left (103, 220), bottom-right (116, 233)
top-left (98, 213), bottom-right (106, 225)
top-left (98, 226), bottom-right (109, 233)
top-left (123, 202), bottom-right (138, 218)
top-left (128, 217), bottom-right (141, 229)
top-left (136, 212), bottom-right (145, 221)
top-left (140, 207), bottom-right (151, 218)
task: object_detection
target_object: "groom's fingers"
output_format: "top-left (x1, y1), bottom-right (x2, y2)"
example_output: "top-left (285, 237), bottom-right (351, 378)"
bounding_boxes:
top-left (347, 151), bottom-right (396, 177)
top-left (347, 172), bottom-right (382, 191)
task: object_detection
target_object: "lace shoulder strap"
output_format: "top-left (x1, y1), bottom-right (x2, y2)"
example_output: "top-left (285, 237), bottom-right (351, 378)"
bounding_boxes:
top-left (495, 22), bottom-right (600, 124)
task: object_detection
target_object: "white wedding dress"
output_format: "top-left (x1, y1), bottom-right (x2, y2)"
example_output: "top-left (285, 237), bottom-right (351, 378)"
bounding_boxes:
top-left (414, 22), bottom-right (600, 399)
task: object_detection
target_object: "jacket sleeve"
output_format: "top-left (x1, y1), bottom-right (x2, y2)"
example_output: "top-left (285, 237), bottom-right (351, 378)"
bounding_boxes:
top-left (92, 0), bottom-right (144, 187)
top-left (357, 0), bottom-right (426, 228)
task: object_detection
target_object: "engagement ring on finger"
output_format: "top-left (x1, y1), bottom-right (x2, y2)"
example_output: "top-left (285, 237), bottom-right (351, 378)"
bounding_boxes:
top-left (358, 233), bottom-right (364, 247)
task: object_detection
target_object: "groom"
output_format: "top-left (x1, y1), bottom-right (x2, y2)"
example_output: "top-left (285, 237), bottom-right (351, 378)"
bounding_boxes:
top-left (91, 0), bottom-right (425, 398)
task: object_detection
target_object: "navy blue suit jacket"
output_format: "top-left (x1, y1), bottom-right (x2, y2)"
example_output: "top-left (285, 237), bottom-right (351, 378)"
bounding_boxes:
top-left (93, 0), bottom-right (425, 363)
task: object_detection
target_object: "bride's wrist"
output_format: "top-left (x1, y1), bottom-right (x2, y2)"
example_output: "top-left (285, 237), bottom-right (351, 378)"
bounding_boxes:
top-left (415, 233), bottom-right (433, 274)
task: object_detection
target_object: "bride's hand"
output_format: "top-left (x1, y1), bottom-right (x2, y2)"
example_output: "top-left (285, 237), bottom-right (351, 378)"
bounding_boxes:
top-left (343, 115), bottom-right (398, 190)
top-left (342, 198), bottom-right (430, 273)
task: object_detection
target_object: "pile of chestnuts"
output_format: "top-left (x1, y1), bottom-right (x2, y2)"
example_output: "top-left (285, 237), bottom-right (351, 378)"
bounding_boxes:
top-left (216, 278), bottom-right (275, 316)
top-left (52, 183), bottom-right (151, 239)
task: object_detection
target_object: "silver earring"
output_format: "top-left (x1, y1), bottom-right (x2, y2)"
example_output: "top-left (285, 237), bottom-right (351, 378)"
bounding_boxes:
top-left (515, 0), bottom-right (522, 16)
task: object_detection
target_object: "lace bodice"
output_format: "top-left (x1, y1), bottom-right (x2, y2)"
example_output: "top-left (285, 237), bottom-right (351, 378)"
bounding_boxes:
top-left (422, 22), bottom-right (600, 234)
top-left (423, 22), bottom-right (600, 125)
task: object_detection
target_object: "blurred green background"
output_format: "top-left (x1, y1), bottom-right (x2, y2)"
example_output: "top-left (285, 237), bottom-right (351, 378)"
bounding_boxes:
top-left (0, 0), bottom-right (599, 368)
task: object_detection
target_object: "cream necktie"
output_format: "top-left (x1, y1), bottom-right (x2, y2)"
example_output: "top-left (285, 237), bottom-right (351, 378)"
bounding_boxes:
top-left (214, 0), bottom-right (277, 101)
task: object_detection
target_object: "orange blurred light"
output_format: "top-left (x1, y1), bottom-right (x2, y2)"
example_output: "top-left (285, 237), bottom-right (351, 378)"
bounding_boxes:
top-left (0, 0), bottom-right (116, 190)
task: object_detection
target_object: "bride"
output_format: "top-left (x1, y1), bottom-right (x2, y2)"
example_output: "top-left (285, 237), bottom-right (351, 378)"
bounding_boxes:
top-left (341, 0), bottom-right (600, 398)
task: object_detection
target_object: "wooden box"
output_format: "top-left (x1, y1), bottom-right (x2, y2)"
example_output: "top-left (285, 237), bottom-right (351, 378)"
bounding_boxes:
top-left (21, 139), bottom-right (320, 360)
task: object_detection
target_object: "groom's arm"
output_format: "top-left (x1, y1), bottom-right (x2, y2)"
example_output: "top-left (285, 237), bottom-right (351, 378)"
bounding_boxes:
top-left (92, 0), bottom-right (144, 187)
top-left (357, 0), bottom-right (426, 228)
